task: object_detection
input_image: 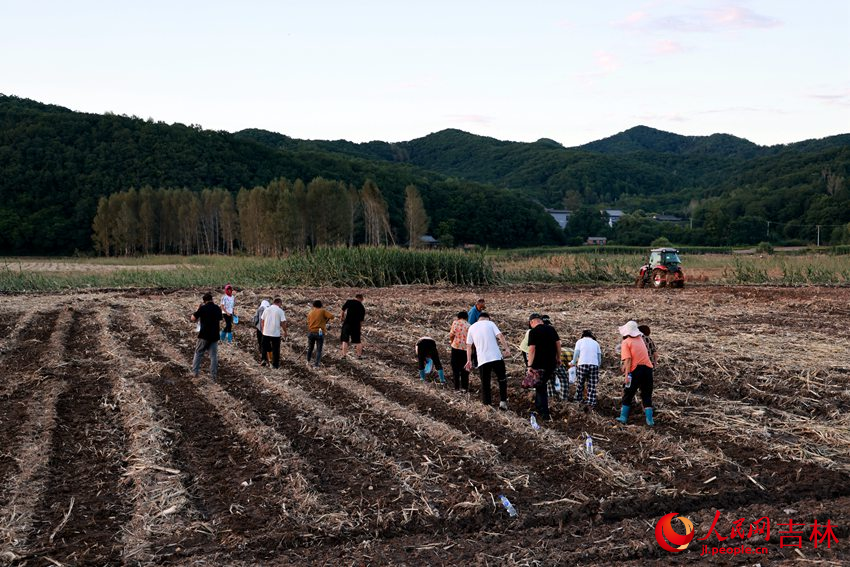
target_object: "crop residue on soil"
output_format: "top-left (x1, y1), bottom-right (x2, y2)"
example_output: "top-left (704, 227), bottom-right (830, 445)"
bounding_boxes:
top-left (0, 285), bottom-right (848, 565)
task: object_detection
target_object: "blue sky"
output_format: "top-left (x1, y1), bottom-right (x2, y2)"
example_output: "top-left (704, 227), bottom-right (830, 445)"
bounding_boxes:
top-left (1, 0), bottom-right (848, 146)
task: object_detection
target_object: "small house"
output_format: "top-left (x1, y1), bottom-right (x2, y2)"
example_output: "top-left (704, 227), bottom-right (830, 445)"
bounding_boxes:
top-left (603, 210), bottom-right (625, 227)
top-left (545, 208), bottom-right (571, 229)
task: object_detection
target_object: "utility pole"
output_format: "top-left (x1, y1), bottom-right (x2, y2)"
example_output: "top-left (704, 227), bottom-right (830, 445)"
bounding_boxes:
top-left (817, 225), bottom-right (821, 247)
top-left (766, 220), bottom-right (770, 237)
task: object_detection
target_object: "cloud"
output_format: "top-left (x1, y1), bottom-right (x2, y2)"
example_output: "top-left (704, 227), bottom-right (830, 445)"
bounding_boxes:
top-left (653, 39), bottom-right (685, 54)
top-left (594, 50), bottom-right (620, 73)
top-left (807, 90), bottom-right (850, 107)
top-left (636, 112), bottom-right (688, 123)
top-left (620, 4), bottom-right (781, 33)
top-left (445, 114), bottom-right (493, 125)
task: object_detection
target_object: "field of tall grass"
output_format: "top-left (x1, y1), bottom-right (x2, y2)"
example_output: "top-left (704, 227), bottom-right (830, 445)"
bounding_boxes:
top-left (0, 248), bottom-right (495, 292)
top-left (1, 247), bottom-right (847, 292)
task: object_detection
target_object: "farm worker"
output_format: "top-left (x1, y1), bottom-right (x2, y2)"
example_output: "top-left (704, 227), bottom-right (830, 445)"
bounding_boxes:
top-left (252, 300), bottom-right (270, 363)
top-left (190, 292), bottom-right (223, 380)
top-left (468, 298), bottom-right (486, 324)
top-left (306, 300), bottom-right (334, 367)
top-left (260, 298), bottom-right (288, 369)
top-left (571, 330), bottom-right (602, 411)
top-left (465, 312), bottom-right (511, 409)
top-left (527, 313), bottom-right (561, 422)
top-left (447, 311), bottom-right (470, 390)
top-left (415, 336), bottom-right (446, 384)
top-left (638, 325), bottom-right (658, 367)
top-left (219, 284), bottom-right (237, 343)
top-left (540, 315), bottom-right (565, 403)
top-left (616, 321), bottom-right (655, 426)
top-left (340, 293), bottom-right (366, 359)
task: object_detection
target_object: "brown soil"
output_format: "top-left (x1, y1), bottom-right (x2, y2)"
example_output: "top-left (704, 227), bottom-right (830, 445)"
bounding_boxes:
top-left (0, 286), bottom-right (848, 565)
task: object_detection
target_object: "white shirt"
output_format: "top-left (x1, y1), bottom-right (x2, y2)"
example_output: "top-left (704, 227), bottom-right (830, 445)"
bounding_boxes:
top-left (573, 337), bottom-right (602, 366)
top-left (221, 294), bottom-right (235, 315)
top-left (466, 319), bottom-right (504, 366)
top-left (261, 305), bottom-right (286, 337)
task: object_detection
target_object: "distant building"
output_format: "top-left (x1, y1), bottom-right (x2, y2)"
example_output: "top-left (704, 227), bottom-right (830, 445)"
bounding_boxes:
top-left (545, 208), bottom-right (571, 229)
top-left (586, 236), bottom-right (607, 246)
top-left (419, 235), bottom-right (439, 247)
top-left (603, 209), bottom-right (625, 227)
top-left (652, 214), bottom-right (688, 226)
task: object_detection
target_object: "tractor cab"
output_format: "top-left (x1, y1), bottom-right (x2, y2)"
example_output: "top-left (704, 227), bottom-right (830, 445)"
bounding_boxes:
top-left (638, 247), bottom-right (685, 288)
top-left (649, 248), bottom-right (681, 270)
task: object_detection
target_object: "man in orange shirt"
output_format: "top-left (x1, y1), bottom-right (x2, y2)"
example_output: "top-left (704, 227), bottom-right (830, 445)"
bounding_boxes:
top-left (306, 300), bottom-right (334, 367)
top-left (616, 320), bottom-right (655, 426)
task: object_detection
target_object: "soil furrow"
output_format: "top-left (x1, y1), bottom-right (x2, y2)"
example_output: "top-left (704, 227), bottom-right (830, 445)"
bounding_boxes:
top-left (26, 310), bottom-right (132, 565)
top-left (95, 307), bottom-right (200, 565)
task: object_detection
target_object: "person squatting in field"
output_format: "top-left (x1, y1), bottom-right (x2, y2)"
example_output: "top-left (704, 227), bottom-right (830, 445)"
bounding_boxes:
top-left (219, 284), bottom-right (237, 343)
top-left (260, 298), bottom-right (287, 369)
top-left (415, 336), bottom-right (446, 384)
top-left (306, 300), bottom-right (334, 367)
top-left (526, 313), bottom-right (561, 421)
top-left (616, 320), bottom-right (655, 426)
top-left (340, 293), bottom-right (366, 359)
top-left (571, 330), bottom-right (602, 411)
top-left (447, 311), bottom-right (470, 391)
top-left (191, 292), bottom-right (223, 380)
top-left (465, 312), bottom-right (511, 410)
top-left (252, 299), bottom-right (270, 362)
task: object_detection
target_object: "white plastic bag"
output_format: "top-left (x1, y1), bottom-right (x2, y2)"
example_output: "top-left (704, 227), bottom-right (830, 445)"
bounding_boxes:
top-left (568, 366), bottom-right (577, 384)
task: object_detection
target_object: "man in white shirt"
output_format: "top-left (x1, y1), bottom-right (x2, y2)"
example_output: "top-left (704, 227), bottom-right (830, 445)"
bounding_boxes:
top-left (571, 330), bottom-right (602, 410)
top-left (260, 297), bottom-right (288, 369)
top-left (465, 312), bottom-right (511, 409)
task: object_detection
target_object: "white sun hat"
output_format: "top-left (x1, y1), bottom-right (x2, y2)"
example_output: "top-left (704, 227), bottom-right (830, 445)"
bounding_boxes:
top-left (618, 320), bottom-right (642, 337)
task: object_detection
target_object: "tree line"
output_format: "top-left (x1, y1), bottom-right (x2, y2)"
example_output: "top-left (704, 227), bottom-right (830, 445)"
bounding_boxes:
top-left (91, 178), bottom-right (433, 256)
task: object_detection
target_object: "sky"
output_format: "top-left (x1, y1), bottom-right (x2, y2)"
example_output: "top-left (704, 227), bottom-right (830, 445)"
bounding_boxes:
top-left (1, 0), bottom-right (848, 147)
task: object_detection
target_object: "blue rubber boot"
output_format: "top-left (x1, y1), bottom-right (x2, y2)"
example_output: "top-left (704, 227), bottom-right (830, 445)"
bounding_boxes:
top-left (437, 369), bottom-right (446, 384)
top-left (645, 407), bottom-right (655, 426)
top-left (419, 369), bottom-right (426, 382)
top-left (220, 330), bottom-right (226, 341)
top-left (227, 332), bottom-right (233, 343)
top-left (616, 405), bottom-right (630, 424)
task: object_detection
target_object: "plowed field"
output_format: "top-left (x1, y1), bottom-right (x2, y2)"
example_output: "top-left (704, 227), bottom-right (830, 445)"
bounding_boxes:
top-left (1, 285), bottom-right (848, 565)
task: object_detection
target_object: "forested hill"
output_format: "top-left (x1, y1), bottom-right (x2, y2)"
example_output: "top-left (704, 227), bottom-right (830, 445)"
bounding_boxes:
top-left (0, 95), bottom-right (562, 254)
top-left (238, 126), bottom-right (850, 244)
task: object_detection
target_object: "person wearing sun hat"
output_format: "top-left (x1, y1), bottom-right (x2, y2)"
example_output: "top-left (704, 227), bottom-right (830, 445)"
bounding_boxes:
top-left (616, 320), bottom-right (655, 426)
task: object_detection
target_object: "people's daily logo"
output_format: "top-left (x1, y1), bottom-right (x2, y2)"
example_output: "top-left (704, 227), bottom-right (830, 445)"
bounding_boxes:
top-left (656, 512), bottom-right (695, 552)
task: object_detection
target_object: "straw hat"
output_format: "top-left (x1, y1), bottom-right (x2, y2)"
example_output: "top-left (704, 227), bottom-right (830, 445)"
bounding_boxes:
top-left (618, 320), bottom-right (642, 337)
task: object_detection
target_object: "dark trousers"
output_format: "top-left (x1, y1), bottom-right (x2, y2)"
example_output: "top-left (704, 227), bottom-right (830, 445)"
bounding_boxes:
top-left (307, 332), bottom-right (324, 366)
top-left (450, 347), bottom-right (469, 390)
top-left (479, 359), bottom-right (507, 405)
top-left (533, 368), bottom-right (554, 420)
top-left (263, 335), bottom-right (281, 368)
top-left (223, 314), bottom-right (233, 333)
top-left (416, 339), bottom-right (443, 370)
top-left (256, 329), bottom-right (264, 360)
top-left (622, 364), bottom-right (653, 408)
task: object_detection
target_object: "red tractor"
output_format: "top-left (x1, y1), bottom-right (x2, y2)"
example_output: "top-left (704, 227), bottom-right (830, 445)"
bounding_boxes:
top-left (637, 247), bottom-right (685, 288)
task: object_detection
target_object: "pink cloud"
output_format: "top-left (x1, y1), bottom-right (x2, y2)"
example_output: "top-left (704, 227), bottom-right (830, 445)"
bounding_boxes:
top-left (707, 6), bottom-right (781, 30)
top-left (595, 50), bottom-right (620, 73)
top-left (622, 4), bottom-right (781, 33)
top-left (653, 39), bottom-right (684, 54)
